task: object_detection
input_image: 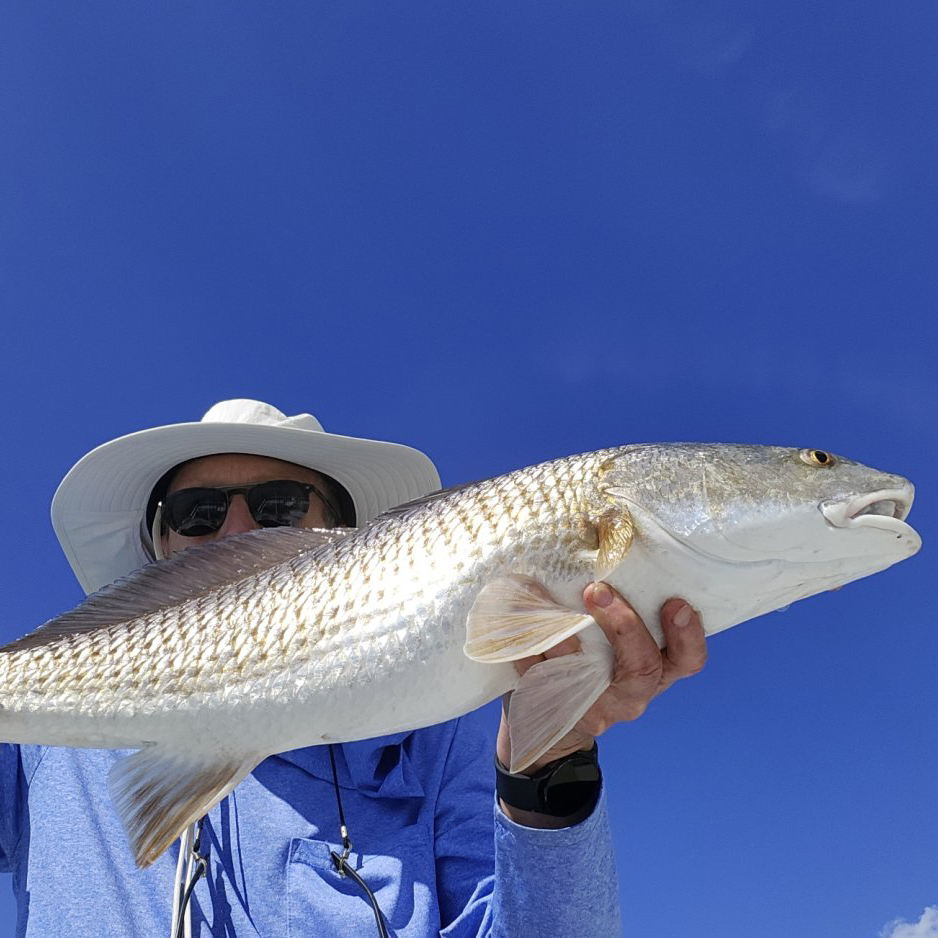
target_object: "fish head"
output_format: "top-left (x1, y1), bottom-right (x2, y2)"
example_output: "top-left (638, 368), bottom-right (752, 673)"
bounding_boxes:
top-left (598, 443), bottom-right (920, 579)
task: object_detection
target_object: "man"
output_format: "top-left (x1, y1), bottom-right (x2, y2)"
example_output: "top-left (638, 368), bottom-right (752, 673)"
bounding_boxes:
top-left (0, 399), bottom-right (706, 935)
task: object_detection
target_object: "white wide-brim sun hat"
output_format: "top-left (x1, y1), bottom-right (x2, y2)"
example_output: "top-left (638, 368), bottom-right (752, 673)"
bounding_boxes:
top-left (52, 399), bottom-right (442, 595)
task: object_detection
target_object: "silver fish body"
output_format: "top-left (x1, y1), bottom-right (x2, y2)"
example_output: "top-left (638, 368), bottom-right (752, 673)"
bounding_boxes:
top-left (0, 443), bottom-right (921, 864)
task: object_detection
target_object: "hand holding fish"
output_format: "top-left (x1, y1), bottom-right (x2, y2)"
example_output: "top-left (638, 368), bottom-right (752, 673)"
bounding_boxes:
top-left (496, 584), bottom-right (707, 825)
top-left (577, 585), bottom-right (707, 732)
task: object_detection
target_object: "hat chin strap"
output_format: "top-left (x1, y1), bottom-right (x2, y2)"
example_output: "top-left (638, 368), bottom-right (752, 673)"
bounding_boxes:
top-left (151, 501), bottom-right (199, 937)
top-left (170, 821), bottom-right (200, 938)
top-left (148, 502), bottom-right (204, 938)
top-left (151, 505), bottom-right (166, 562)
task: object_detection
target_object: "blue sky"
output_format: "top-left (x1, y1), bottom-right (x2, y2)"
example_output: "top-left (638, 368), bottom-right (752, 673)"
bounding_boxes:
top-left (1, 2), bottom-right (936, 935)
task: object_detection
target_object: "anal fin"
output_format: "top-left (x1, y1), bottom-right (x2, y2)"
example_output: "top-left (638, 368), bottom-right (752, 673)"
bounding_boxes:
top-left (108, 744), bottom-right (264, 867)
top-left (464, 575), bottom-right (594, 663)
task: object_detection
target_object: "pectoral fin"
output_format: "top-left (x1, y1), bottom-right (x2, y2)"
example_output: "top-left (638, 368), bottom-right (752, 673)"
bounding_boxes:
top-left (507, 624), bottom-right (615, 772)
top-left (108, 744), bottom-right (264, 867)
top-left (595, 510), bottom-right (633, 579)
top-left (464, 575), bottom-right (594, 663)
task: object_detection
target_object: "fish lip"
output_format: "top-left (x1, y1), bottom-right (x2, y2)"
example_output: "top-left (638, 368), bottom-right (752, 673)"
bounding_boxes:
top-left (820, 486), bottom-right (916, 533)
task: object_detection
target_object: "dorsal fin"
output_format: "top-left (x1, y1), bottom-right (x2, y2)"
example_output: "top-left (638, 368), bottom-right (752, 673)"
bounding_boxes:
top-left (376, 479), bottom-right (482, 521)
top-left (0, 526), bottom-right (352, 654)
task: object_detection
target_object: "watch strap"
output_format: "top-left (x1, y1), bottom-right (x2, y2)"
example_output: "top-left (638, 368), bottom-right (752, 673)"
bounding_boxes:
top-left (495, 742), bottom-right (601, 817)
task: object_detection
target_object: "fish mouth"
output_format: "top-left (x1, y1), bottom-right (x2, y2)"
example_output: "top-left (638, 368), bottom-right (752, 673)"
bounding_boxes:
top-left (821, 486), bottom-right (916, 534)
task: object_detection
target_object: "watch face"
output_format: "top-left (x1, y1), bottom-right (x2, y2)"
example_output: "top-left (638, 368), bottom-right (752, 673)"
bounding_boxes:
top-left (543, 755), bottom-right (602, 816)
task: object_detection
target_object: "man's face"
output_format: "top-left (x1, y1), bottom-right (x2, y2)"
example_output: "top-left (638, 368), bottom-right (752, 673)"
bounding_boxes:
top-left (160, 453), bottom-right (335, 558)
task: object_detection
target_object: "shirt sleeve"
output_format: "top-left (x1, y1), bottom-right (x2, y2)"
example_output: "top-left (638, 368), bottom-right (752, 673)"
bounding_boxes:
top-left (491, 786), bottom-right (622, 937)
top-left (433, 716), bottom-right (621, 937)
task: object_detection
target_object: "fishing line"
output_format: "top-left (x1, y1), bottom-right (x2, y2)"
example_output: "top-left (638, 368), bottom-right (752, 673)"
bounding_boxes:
top-left (328, 744), bottom-right (390, 938)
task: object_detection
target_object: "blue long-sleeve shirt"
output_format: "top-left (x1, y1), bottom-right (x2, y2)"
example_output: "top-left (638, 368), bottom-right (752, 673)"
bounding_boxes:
top-left (0, 714), bottom-right (621, 936)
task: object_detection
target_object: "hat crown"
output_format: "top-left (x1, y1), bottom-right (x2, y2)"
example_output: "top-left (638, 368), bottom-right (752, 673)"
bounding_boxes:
top-left (201, 399), bottom-right (324, 433)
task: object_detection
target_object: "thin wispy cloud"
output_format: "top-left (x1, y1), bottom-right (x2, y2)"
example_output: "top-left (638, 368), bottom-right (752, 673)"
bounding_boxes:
top-left (764, 87), bottom-right (890, 205)
top-left (807, 138), bottom-right (886, 204)
top-left (880, 906), bottom-right (938, 938)
top-left (627, 0), bottom-right (754, 73)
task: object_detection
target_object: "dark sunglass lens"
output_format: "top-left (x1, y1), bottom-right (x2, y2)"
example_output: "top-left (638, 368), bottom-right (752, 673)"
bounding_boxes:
top-left (247, 481), bottom-right (311, 528)
top-left (163, 488), bottom-right (229, 537)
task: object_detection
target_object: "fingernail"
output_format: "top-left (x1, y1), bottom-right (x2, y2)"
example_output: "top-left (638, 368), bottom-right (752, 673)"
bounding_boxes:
top-left (590, 583), bottom-right (614, 608)
top-left (673, 603), bottom-right (693, 628)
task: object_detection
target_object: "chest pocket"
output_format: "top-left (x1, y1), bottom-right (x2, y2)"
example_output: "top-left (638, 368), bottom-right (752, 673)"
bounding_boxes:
top-left (287, 825), bottom-right (434, 937)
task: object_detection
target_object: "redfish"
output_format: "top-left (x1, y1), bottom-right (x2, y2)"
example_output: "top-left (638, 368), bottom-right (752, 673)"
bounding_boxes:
top-left (0, 444), bottom-right (920, 866)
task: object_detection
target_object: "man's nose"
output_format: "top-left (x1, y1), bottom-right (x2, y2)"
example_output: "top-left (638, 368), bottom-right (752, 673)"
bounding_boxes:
top-left (216, 494), bottom-right (257, 537)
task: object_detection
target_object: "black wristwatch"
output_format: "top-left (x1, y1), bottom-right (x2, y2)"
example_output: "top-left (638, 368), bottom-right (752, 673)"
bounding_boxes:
top-left (495, 743), bottom-right (601, 817)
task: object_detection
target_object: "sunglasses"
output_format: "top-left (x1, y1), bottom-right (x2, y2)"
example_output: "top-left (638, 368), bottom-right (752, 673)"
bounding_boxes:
top-left (160, 480), bottom-right (340, 537)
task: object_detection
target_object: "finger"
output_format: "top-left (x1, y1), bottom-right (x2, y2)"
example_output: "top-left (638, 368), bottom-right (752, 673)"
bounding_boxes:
top-left (512, 653), bottom-right (544, 677)
top-left (658, 598), bottom-right (707, 692)
top-left (581, 582), bottom-right (663, 729)
top-left (541, 635), bottom-right (581, 659)
top-left (583, 582), bottom-right (644, 648)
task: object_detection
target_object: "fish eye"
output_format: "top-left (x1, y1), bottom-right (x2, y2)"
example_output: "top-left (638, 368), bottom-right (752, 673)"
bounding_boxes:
top-left (800, 449), bottom-right (835, 468)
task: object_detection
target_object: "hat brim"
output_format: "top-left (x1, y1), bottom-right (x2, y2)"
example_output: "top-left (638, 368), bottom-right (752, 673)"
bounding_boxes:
top-left (52, 421), bottom-right (441, 594)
